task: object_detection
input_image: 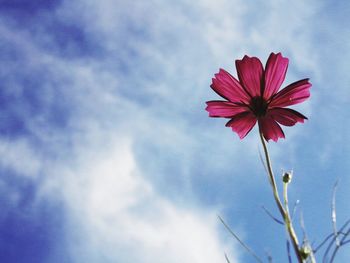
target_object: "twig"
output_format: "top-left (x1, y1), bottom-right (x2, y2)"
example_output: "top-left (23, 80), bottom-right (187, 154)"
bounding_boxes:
top-left (314, 218), bottom-right (349, 253)
top-left (322, 181), bottom-right (349, 263)
top-left (291, 200), bottom-right (300, 220)
top-left (286, 240), bottom-right (292, 263)
top-left (323, 219), bottom-right (350, 262)
top-left (218, 215), bottom-right (264, 263)
top-left (331, 180), bottom-right (340, 247)
top-left (259, 132), bottom-right (303, 263)
top-left (329, 223), bottom-right (350, 263)
top-left (322, 233), bottom-right (338, 262)
top-left (322, 236), bottom-right (339, 262)
top-left (261, 205), bottom-right (283, 225)
top-left (259, 149), bottom-right (268, 175)
top-left (314, 233), bottom-right (334, 253)
top-left (341, 239), bottom-right (350, 245)
top-left (224, 253), bottom-right (231, 263)
top-left (300, 212), bottom-right (316, 263)
top-left (259, 132), bottom-right (285, 216)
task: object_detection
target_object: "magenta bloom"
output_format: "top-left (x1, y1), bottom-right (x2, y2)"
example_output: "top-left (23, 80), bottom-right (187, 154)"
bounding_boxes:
top-left (205, 52), bottom-right (311, 142)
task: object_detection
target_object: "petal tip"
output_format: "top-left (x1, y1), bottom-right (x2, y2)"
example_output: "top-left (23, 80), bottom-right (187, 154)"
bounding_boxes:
top-left (238, 133), bottom-right (247, 139)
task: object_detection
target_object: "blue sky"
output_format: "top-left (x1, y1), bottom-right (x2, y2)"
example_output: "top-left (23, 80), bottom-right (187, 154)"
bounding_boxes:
top-left (0, 0), bottom-right (349, 262)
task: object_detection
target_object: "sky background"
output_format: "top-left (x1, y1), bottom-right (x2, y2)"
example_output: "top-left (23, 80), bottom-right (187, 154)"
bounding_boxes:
top-left (0, 0), bottom-right (349, 262)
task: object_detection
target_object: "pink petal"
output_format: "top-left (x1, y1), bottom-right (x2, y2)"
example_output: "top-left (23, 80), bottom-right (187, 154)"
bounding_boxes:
top-left (225, 111), bottom-right (257, 139)
top-left (205, 101), bottom-right (247, 118)
top-left (268, 108), bottom-right (307, 126)
top-left (211, 69), bottom-right (251, 104)
top-left (269, 79), bottom-right (311, 107)
top-left (235, 55), bottom-right (264, 97)
top-left (258, 116), bottom-right (285, 142)
top-left (264, 52), bottom-right (289, 99)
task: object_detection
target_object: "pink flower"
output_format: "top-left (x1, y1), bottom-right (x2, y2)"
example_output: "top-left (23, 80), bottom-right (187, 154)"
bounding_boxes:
top-left (206, 52), bottom-right (311, 142)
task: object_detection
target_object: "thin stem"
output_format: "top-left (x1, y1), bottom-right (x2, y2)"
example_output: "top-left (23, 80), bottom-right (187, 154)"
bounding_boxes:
top-left (218, 215), bottom-right (264, 263)
top-left (342, 239), bottom-right (350, 245)
top-left (314, 218), bottom-right (350, 253)
top-left (291, 200), bottom-right (300, 220)
top-left (323, 223), bottom-right (350, 262)
top-left (261, 205), bottom-right (283, 225)
top-left (259, 132), bottom-right (285, 217)
top-left (283, 177), bottom-right (303, 263)
top-left (283, 182), bottom-right (290, 218)
top-left (300, 213), bottom-right (317, 263)
top-left (331, 180), bottom-right (340, 247)
top-left (330, 223), bottom-right (350, 263)
top-left (287, 240), bottom-right (292, 263)
top-left (259, 131), bottom-right (304, 263)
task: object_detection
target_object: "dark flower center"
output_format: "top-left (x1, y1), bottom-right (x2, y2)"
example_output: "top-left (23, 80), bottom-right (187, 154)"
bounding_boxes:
top-left (250, 96), bottom-right (268, 117)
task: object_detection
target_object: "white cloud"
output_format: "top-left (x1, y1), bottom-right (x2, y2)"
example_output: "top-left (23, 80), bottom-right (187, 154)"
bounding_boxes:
top-left (41, 136), bottom-right (239, 263)
top-left (2, 0), bottom-right (345, 262)
top-left (0, 138), bottom-right (42, 177)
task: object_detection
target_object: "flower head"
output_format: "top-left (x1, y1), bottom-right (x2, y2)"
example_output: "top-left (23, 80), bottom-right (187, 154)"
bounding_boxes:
top-left (205, 52), bottom-right (311, 142)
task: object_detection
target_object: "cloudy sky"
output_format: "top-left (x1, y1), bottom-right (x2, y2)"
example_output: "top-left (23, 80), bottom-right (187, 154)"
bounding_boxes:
top-left (0, 0), bottom-right (349, 262)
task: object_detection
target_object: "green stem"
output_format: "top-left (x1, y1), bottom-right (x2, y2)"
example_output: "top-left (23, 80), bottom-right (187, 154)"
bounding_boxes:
top-left (283, 180), bottom-right (302, 262)
top-left (259, 131), bottom-right (304, 263)
top-left (259, 132), bottom-right (286, 217)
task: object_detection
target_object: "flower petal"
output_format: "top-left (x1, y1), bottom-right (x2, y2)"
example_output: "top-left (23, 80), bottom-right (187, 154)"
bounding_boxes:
top-left (211, 69), bottom-right (251, 104)
top-left (270, 78), bottom-right (311, 107)
top-left (264, 52), bottom-right (289, 99)
top-left (225, 111), bottom-right (257, 139)
top-left (269, 108), bottom-right (307, 126)
top-left (205, 101), bottom-right (247, 118)
top-left (258, 116), bottom-right (285, 142)
top-left (235, 55), bottom-right (263, 97)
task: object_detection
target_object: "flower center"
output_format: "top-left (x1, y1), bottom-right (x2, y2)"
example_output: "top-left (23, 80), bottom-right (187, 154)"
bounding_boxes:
top-left (250, 96), bottom-right (268, 117)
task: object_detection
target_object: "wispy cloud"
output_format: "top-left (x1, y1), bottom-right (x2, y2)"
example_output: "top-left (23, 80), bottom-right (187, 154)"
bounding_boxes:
top-left (42, 137), bottom-right (238, 262)
top-left (1, 0), bottom-right (349, 262)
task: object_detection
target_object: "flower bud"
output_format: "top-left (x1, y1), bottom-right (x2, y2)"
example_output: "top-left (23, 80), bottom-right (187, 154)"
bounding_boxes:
top-left (299, 245), bottom-right (311, 260)
top-left (283, 172), bottom-right (292, 184)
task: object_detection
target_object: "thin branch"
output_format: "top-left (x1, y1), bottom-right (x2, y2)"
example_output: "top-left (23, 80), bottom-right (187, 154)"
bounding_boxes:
top-left (323, 234), bottom-right (338, 262)
top-left (330, 223), bottom-right (350, 263)
top-left (341, 225), bottom-right (350, 241)
top-left (259, 132), bottom-right (303, 263)
top-left (322, 181), bottom-right (349, 263)
top-left (342, 239), bottom-right (350, 245)
top-left (323, 220), bottom-right (350, 262)
top-left (315, 231), bottom-right (348, 253)
top-left (224, 253), bottom-right (231, 263)
top-left (259, 132), bottom-right (285, 217)
top-left (331, 180), bottom-right (340, 247)
top-left (314, 219), bottom-right (349, 253)
top-left (300, 212), bottom-right (306, 239)
top-left (283, 179), bottom-right (290, 216)
top-left (218, 215), bottom-right (264, 263)
top-left (329, 246), bottom-right (339, 263)
top-left (314, 233), bottom-right (334, 253)
top-left (261, 205), bottom-right (283, 225)
top-left (291, 200), bottom-right (300, 220)
top-left (300, 212), bottom-right (316, 263)
top-left (258, 148), bottom-right (268, 175)
top-left (286, 240), bottom-right (292, 263)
